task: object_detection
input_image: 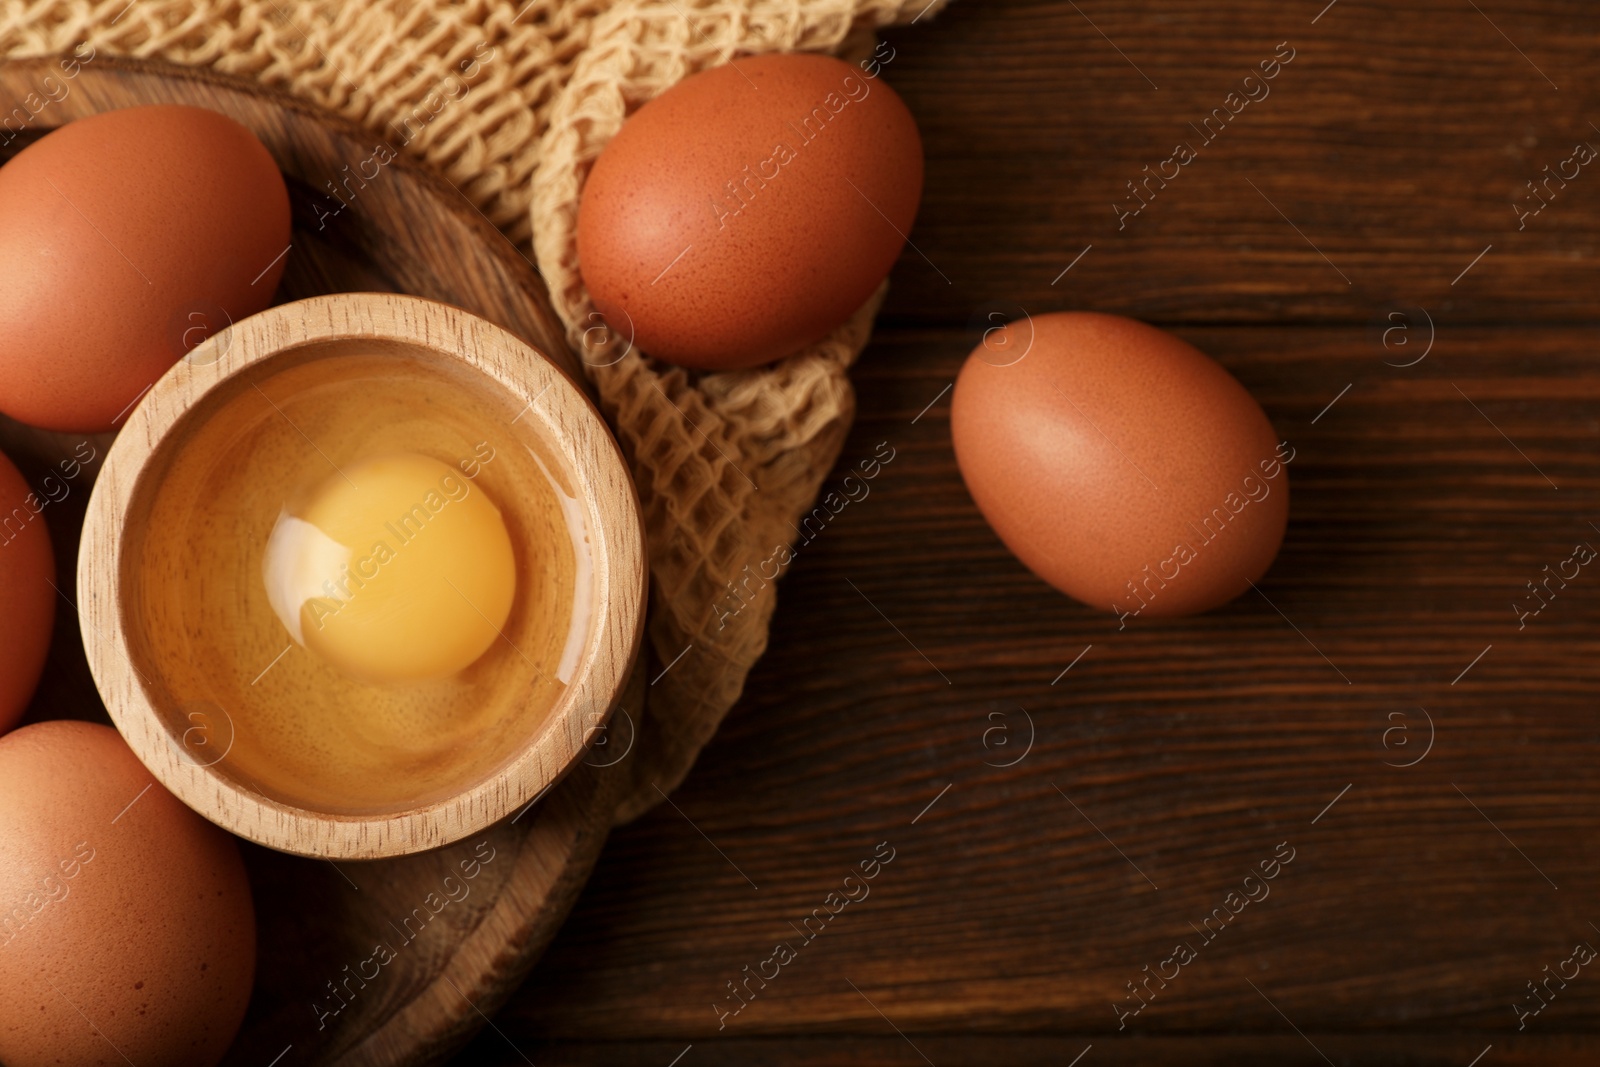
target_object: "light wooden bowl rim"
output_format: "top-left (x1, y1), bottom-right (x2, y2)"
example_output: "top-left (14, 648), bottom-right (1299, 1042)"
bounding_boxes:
top-left (76, 293), bottom-right (645, 860)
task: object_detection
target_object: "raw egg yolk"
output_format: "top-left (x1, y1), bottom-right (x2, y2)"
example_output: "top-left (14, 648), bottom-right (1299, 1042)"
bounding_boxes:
top-left (262, 452), bottom-right (516, 682)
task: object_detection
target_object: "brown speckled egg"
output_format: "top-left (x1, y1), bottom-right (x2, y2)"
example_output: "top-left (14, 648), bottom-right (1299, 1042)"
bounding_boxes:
top-left (0, 721), bottom-right (255, 1067)
top-left (951, 312), bottom-right (1290, 620)
top-left (0, 105), bottom-right (290, 432)
top-left (0, 449), bottom-right (53, 736)
top-left (577, 52), bottom-right (923, 370)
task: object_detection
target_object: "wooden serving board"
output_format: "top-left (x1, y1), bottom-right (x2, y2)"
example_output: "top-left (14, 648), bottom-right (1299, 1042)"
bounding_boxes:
top-left (0, 56), bottom-right (629, 1066)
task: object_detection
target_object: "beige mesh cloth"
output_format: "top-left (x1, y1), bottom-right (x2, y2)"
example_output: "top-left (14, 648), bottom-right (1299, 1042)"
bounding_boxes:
top-left (0, 0), bottom-right (946, 824)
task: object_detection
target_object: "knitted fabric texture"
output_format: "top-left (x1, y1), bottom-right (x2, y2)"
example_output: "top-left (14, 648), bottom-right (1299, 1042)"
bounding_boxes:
top-left (0, 0), bottom-right (945, 823)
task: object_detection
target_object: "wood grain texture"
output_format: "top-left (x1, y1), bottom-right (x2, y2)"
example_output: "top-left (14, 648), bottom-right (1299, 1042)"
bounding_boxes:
top-left (470, 326), bottom-right (1600, 1052)
top-left (0, 57), bottom-right (634, 1066)
top-left (452, 0), bottom-right (1600, 1061)
top-left (871, 0), bottom-right (1600, 326)
top-left (475, 1035), bottom-right (1600, 1066)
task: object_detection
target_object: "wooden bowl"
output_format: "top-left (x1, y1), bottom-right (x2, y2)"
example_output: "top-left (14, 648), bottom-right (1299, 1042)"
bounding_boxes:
top-left (77, 292), bottom-right (645, 860)
top-left (0, 54), bottom-right (639, 1062)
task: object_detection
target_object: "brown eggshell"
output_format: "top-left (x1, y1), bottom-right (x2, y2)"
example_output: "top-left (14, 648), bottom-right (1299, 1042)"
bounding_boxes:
top-left (0, 449), bottom-right (53, 735)
top-left (577, 52), bottom-right (923, 370)
top-left (0, 721), bottom-right (256, 1067)
top-left (0, 105), bottom-right (290, 432)
top-left (951, 312), bottom-right (1289, 619)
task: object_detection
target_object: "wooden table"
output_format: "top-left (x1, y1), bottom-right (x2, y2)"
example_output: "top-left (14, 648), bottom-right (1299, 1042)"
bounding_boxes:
top-left (455, 1), bottom-right (1600, 1062)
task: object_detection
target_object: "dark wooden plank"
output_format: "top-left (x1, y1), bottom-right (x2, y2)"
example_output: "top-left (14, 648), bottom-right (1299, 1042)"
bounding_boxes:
top-left (873, 0), bottom-right (1600, 324)
top-left (467, 1034), bottom-right (1596, 1066)
top-left (458, 323), bottom-right (1600, 1055)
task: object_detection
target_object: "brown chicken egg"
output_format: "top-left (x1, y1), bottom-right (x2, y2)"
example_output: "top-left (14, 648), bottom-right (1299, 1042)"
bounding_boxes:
top-left (0, 104), bottom-right (290, 432)
top-left (0, 449), bottom-right (54, 735)
top-left (0, 720), bottom-right (256, 1066)
top-left (951, 312), bottom-right (1290, 621)
top-left (577, 51), bottom-right (923, 370)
